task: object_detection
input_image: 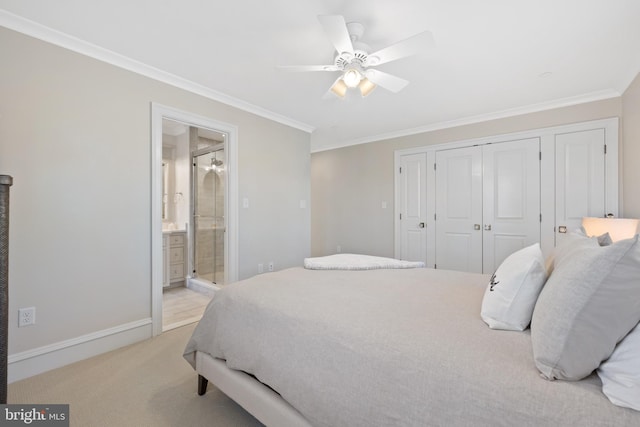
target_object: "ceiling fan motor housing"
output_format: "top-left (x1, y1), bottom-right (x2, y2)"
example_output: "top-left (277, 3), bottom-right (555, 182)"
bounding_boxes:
top-left (334, 22), bottom-right (374, 70)
top-left (335, 50), bottom-right (369, 71)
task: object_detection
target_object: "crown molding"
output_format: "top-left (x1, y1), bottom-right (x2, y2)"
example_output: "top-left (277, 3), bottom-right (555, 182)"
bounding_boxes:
top-left (0, 10), bottom-right (315, 134)
top-left (311, 89), bottom-right (621, 152)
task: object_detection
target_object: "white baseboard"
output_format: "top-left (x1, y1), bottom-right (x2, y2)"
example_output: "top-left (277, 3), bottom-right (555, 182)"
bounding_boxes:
top-left (7, 318), bottom-right (153, 383)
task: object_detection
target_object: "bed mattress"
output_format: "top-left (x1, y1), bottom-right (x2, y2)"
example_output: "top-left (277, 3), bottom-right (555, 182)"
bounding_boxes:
top-left (184, 267), bottom-right (640, 427)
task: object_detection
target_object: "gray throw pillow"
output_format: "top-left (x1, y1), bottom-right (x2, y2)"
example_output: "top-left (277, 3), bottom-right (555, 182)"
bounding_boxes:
top-left (544, 232), bottom-right (600, 276)
top-left (531, 235), bottom-right (640, 380)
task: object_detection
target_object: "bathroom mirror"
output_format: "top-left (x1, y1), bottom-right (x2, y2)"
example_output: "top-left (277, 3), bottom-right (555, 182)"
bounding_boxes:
top-left (162, 161), bottom-right (169, 220)
top-left (162, 143), bottom-right (176, 224)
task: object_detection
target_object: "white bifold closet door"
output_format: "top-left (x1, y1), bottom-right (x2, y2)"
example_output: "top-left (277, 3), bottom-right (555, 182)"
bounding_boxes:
top-left (434, 146), bottom-right (483, 272)
top-left (482, 140), bottom-right (541, 273)
top-left (435, 138), bottom-right (541, 274)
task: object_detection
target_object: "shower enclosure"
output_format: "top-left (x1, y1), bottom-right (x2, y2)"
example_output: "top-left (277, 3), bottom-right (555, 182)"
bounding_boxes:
top-left (192, 144), bottom-right (225, 285)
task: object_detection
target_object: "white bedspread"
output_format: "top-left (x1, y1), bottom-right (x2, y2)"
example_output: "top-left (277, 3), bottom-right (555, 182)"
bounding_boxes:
top-left (184, 267), bottom-right (640, 427)
top-left (303, 253), bottom-right (425, 270)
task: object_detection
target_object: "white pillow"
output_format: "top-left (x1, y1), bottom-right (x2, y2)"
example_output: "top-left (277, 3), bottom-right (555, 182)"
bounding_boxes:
top-left (598, 323), bottom-right (640, 411)
top-left (481, 243), bottom-right (547, 331)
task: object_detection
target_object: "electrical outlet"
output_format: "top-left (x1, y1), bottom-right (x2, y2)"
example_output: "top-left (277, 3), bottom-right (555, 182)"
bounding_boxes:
top-left (268, 262), bottom-right (274, 272)
top-left (258, 263), bottom-right (264, 274)
top-left (18, 307), bottom-right (36, 327)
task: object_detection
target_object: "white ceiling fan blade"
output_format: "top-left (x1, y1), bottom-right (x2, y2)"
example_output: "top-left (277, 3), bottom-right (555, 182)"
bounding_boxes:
top-left (367, 31), bottom-right (434, 65)
top-left (365, 69), bottom-right (409, 93)
top-left (317, 15), bottom-right (354, 56)
top-left (277, 65), bottom-right (340, 72)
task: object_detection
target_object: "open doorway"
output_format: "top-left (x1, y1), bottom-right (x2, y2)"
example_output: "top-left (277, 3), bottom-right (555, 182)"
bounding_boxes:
top-left (151, 104), bottom-right (238, 336)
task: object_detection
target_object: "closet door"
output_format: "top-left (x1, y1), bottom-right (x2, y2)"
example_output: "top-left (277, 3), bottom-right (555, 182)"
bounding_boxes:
top-left (398, 153), bottom-right (428, 262)
top-left (396, 118), bottom-right (617, 271)
top-left (482, 139), bottom-right (541, 273)
top-left (435, 140), bottom-right (540, 274)
top-left (435, 147), bottom-right (483, 273)
top-left (555, 129), bottom-right (606, 246)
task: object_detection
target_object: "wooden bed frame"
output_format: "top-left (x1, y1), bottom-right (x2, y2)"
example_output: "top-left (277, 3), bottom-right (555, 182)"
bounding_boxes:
top-left (195, 351), bottom-right (312, 427)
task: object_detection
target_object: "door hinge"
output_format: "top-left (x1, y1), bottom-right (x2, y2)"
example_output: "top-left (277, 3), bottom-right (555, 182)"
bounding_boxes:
top-left (540, 213), bottom-right (542, 223)
top-left (604, 144), bottom-right (607, 155)
top-left (539, 151), bottom-right (542, 161)
top-left (399, 167), bottom-right (402, 174)
top-left (434, 213), bottom-right (437, 221)
top-left (433, 163), bottom-right (437, 170)
top-left (434, 263), bottom-right (437, 269)
top-left (400, 213), bottom-right (402, 220)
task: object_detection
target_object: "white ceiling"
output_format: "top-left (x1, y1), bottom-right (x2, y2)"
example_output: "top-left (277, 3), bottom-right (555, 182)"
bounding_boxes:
top-left (2, 0), bottom-right (639, 152)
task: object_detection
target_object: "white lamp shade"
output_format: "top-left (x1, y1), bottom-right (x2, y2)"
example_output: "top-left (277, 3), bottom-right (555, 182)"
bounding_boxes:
top-left (582, 217), bottom-right (640, 242)
top-left (330, 79), bottom-right (348, 98)
top-left (358, 78), bottom-right (376, 97)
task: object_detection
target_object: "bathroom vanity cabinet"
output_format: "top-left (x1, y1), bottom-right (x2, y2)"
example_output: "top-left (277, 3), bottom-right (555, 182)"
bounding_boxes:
top-left (163, 230), bottom-right (187, 288)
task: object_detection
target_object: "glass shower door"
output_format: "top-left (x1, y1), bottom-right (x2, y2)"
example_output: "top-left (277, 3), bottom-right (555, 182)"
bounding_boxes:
top-left (193, 148), bottom-right (225, 284)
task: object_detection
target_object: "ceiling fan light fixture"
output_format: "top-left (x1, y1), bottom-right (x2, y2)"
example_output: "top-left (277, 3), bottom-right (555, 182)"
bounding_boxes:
top-left (342, 68), bottom-right (362, 88)
top-left (358, 78), bottom-right (376, 97)
top-left (330, 79), bottom-right (348, 98)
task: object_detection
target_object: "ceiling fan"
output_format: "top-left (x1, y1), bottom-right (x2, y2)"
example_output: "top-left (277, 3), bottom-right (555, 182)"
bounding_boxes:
top-left (279, 15), bottom-right (435, 98)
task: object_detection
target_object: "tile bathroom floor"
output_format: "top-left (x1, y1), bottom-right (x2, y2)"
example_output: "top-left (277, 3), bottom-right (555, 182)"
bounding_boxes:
top-left (162, 286), bottom-right (212, 331)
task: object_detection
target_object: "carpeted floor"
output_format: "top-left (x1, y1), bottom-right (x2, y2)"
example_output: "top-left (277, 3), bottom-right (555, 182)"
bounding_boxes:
top-left (8, 323), bottom-right (264, 427)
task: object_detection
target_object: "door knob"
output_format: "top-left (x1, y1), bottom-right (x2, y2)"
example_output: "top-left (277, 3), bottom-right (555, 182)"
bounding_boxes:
top-left (484, 224), bottom-right (492, 231)
top-left (474, 224), bottom-right (481, 230)
top-left (558, 225), bottom-right (567, 233)
top-left (418, 222), bottom-right (425, 228)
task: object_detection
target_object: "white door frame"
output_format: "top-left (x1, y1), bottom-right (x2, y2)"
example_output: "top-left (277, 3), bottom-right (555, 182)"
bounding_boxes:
top-left (151, 103), bottom-right (238, 336)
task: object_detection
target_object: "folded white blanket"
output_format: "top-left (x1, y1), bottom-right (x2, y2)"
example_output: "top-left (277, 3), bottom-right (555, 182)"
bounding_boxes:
top-left (303, 253), bottom-right (425, 270)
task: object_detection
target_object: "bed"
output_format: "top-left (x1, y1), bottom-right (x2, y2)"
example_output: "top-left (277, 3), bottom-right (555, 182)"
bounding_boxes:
top-left (184, 248), bottom-right (640, 426)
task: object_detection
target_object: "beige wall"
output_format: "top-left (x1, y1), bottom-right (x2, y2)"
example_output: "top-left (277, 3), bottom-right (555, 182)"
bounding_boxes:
top-left (311, 97), bottom-right (627, 257)
top-left (0, 28), bottom-right (310, 355)
top-left (622, 73), bottom-right (640, 218)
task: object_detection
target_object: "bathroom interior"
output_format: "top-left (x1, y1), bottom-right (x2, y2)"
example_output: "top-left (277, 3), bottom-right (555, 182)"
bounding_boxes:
top-left (161, 118), bottom-right (226, 331)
